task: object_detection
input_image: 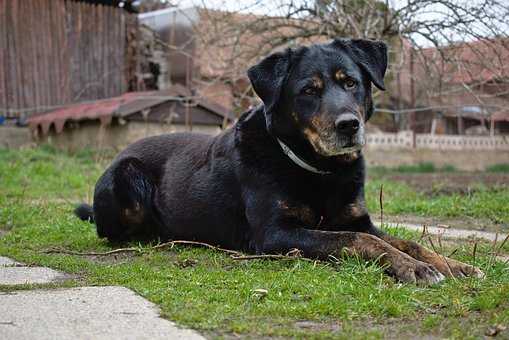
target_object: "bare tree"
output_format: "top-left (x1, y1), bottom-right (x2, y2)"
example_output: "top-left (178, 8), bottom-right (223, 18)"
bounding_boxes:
top-left (187, 0), bottom-right (509, 129)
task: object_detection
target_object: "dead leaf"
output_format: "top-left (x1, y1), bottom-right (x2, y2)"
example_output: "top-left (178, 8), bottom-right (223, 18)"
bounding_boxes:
top-left (485, 324), bottom-right (507, 337)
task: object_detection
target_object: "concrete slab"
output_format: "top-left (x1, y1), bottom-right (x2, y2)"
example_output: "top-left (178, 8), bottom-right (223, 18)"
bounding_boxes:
top-left (375, 221), bottom-right (507, 242)
top-left (0, 256), bottom-right (20, 267)
top-left (0, 266), bottom-right (69, 285)
top-left (0, 286), bottom-right (204, 340)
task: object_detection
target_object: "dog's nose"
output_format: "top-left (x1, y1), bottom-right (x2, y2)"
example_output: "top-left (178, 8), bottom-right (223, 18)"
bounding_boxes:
top-left (335, 114), bottom-right (360, 136)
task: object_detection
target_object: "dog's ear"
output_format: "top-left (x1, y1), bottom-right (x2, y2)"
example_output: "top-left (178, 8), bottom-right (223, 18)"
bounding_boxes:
top-left (247, 48), bottom-right (292, 131)
top-left (333, 38), bottom-right (387, 90)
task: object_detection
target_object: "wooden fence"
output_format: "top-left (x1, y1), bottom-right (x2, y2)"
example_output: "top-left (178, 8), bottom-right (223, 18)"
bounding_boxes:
top-left (0, 0), bottom-right (137, 118)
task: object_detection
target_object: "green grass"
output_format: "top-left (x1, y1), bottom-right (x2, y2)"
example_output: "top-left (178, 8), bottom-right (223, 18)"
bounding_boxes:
top-left (371, 162), bottom-right (457, 174)
top-left (486, 163), bottom-right (509, 173)
top-left (1, 146), bottom-right (509, 338)
top-left (365, 179), bottom-right (509, 225)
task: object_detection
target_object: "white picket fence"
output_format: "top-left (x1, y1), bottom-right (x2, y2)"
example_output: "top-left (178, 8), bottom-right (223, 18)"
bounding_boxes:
top-left (366, 131), bottom-right (509, 151)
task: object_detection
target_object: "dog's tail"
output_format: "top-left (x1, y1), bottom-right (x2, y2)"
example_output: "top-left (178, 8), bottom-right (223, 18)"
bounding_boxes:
top-left (74, 203), bottom-right (95, 224)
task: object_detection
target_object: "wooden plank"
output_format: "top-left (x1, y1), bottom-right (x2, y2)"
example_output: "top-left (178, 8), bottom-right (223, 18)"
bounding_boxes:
top-left (58, 0), bottom-right (70, 104)
top-left (0, 0), bottom-right (8, 114)
top-left (6, 0), bottom-right (18, 114)
top-left (26, 0), bottom-right (39, 112)
top-left (116, 9), bottom-right (123, 95)
top-left (30, 0), bottom-right (42, 112)
top-left (19, 0), bottom-right (32, 112)
top-left (113, 6), bottom-right (120, 96)
top-left (84, 1), bottom-right (92, 100)
top-left (39, 0), bottom-right (51, 109)
top-left (76, 1), bottom-right (85, 101)
top-left (36, 0), bottom-right (46, 109)
top-left (94, 3), bottom-right (102, 99)
top-left (81, 1), bottom-right (89, 101)
top-left (62, 0), bottom-right (71, 103)
top-left (101, 4), bottom-right (109, 99)
top-left (105, 5), bottom-right (112, 97)
top-left (112, 6), bottom-right (121, 96)
top-left (92, 3), bottom-right (99, 99)
top-left (52, 0), bottom-right (62, 105)
top-left (105, 5), bottom-right (111, 97)
top-left (120, 11), bottom-right (126, 93)
top-left (85, 1), bottom-right (93, 100)
top-left (12, 0), bottom-right (24, 113)
top-left (70, 0), bottom-right (82, 101)
top-left (96, 4), bottom-right (104, 98)
top-left (48, 0), bottom-right (56, 108)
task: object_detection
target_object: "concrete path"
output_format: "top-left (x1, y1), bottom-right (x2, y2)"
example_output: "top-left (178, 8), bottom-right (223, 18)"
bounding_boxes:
top-left (375, 221), bottom-right (508, 242)
top-left (0, 256), bottom-right (205, 340)
top-left (0, 256), bottom-right (70, 285)
top-left (0, 286), bottom-right (204, 340)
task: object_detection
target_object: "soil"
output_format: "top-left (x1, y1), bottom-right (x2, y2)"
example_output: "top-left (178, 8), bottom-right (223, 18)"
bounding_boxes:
top-left (381, 172), bottom-right (509, 196)
top-left (0, 229), bottom-right (7, 239)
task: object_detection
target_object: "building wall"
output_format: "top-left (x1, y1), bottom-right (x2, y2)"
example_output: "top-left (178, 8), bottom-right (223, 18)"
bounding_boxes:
top-left (38, 121), bottom-right (221, 152)
top-left (0, 126), bottom-right (33, 149)
top-left (363, 148), bottom-right (509, 171)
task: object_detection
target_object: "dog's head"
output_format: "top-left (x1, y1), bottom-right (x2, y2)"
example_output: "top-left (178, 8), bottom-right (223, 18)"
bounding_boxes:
top-left (248, 39), bottom-right (387, 157)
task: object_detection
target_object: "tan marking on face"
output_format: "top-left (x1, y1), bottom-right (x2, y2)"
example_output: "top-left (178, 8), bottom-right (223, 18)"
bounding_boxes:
top-left (335, 70), bottom-right (347, 81)
top-left (355, 104), bottom-right (365, 121)
top-left (302, 127), bottom-right (323, 151)
top-left (303, 127), bottom-right (334, 156)
top-left (310, 115), bottom-right (329, 132)
top-left (311, 76), bottom-right (324, 90)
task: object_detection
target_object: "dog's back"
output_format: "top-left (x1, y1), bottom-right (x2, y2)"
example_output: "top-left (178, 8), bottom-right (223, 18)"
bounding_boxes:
top-left (77, 130), bottom-right (250, 248)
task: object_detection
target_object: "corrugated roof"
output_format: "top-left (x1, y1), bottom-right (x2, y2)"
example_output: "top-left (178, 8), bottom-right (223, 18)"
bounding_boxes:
top-left (28, 85), bottom-right (233, 136)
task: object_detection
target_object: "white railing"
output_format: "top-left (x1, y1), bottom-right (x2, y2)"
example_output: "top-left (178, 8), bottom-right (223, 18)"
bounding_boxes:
top-left (366, 131), bottom-right (509, 151)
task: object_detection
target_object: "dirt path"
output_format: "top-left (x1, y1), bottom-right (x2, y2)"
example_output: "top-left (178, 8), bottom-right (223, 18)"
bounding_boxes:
top-left (380, 172), bottom-right (509, 196)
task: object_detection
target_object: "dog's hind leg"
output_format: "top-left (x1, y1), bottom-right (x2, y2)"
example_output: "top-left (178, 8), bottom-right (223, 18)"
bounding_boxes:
top-left (93, 157), bottom-right (161, 242)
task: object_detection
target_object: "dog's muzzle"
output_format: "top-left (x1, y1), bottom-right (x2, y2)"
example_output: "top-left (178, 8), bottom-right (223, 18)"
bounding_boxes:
top-left (332, 113), bottom-right (365, 154)
top-left (335, 113), bottom-right (360, 136)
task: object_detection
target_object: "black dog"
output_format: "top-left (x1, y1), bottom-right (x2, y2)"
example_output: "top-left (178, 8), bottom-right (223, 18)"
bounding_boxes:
top-left (76, 39), bottom-right (483, 284)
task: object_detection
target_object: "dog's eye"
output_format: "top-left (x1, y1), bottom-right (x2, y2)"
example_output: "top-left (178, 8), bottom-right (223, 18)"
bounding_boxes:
top-left (344, 78), bottom-right (357, 90)
top-left (303, 87), bottom-right (317, 96)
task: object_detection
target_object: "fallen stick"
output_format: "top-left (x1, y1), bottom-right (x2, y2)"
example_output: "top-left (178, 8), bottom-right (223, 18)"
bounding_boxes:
top-left (42, 240), bottom-right (243, 257)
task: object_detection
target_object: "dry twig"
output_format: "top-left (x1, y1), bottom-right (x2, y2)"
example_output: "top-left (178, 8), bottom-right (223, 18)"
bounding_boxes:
top-left (42, 240), bottom-right (243, 257)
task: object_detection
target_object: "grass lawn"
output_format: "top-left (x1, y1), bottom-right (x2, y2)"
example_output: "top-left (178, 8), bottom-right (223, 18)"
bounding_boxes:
top-left (1, 146), bottom-right (508, 339)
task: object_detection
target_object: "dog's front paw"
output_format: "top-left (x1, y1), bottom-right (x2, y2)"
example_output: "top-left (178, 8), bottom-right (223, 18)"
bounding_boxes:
top-left (388, 255), bottom-right (445, 285)
top-left (439, 257), bottom-right (485, 279)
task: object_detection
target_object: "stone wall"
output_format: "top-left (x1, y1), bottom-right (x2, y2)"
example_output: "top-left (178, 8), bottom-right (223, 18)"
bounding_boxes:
top-left (363, 147), bottom-right (509, 171)
top-left (366, 130), bottom-right (509, 151)
top-left (363, 130), bottom-right (509, 170)
top-left (37, 121), bottom-right (221, 152)
top-left (0, 126), bottom-right (34, 149)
